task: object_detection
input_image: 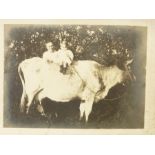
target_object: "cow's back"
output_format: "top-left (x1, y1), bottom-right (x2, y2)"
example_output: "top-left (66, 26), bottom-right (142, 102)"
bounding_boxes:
top-left (19, 57), bottom-right (44, 93)
top-left (19, 58), bottom-right (103, 97)
top-left (72, 60), bottom-right (103, 93)
top-left (20, 57), bottom-right (43, 72)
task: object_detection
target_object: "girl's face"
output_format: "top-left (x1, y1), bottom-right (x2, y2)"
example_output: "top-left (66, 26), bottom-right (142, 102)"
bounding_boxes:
top-left (60, 42), bottom-right (67, 49)
top-left (46, 42), bottom-right (54, 52)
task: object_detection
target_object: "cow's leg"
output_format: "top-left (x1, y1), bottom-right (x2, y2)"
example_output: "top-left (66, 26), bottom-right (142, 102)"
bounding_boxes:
top-left (25, 94), bottom-right (35, 114)
top-left (20, 90), bottom-right (27, 113)
top-left (95, 88), bottom-right (109, 102)
top-left (36, 92), bottom-right (46, 116)
top-left (25, 87), bottom-right (43, 114)
top-left (79, 100), bottom-right (85, 120)
top-left (84, 97), bottom-right (94, 122)
top-left (37, 91), bottom-right (54, 127)
top-left (80, 90), bottom-right (95, 122)
top-left (101, 88), bottom-right (109, 98)
top-left (36, 104), bottom-right (46, 116)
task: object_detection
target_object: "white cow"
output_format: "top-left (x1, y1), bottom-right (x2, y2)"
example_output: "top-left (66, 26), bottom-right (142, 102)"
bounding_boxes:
top-left (18, 57), bottom-right (135, 122)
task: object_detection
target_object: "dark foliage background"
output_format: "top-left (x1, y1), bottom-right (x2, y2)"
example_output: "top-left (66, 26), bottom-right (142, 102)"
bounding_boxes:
top-left (4, 25), bottom-right (146, 128)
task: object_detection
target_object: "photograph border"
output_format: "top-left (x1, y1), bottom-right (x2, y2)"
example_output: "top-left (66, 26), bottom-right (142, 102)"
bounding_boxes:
top-left (0, 19), bottom-right (155, 134)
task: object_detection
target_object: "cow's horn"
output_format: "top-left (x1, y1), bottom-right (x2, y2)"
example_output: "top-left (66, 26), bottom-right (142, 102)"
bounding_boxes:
top-left (126, 59), bottom-right (133, 65)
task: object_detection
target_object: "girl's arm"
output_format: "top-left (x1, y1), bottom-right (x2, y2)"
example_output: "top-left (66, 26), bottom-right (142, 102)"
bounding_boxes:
top-left (43, 52), bottom-right (53, 63)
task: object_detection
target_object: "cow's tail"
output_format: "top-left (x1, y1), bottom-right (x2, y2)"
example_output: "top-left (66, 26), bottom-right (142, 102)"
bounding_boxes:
top-left (18, 63), bottom-right (27, 113)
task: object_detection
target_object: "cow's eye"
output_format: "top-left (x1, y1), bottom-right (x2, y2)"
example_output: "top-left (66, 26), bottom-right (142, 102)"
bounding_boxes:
top-left (127, 66), bottom-right (131, 70)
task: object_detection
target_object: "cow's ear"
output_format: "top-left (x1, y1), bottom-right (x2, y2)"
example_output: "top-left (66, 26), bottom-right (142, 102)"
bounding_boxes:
top-left (125, 59), bottom-right (133, 65)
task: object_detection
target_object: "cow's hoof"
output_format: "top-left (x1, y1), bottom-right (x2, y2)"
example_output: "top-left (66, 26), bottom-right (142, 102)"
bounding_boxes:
top-left (19, 105), bottom-right (26, 113)
top-left (25, 108), bottom-right (30, 115)
top-left (45, 114), bottom-right (53, 128)
top-left (41, 112), bottom-right (47, 118)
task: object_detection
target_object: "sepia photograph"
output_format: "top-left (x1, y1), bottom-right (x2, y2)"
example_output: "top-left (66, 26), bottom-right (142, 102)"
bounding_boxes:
top-left (3, 22), bottom-right (147, 129)
top-left (1, 0), bottom-right (155, 153)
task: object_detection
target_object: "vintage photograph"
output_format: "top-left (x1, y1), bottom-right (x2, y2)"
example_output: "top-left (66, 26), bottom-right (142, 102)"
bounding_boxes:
top-left (4, 24), bottom-right (146, 129)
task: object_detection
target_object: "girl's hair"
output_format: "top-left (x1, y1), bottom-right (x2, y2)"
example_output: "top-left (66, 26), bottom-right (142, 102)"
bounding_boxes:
top-left (46, 42), bottom-right (53, 47)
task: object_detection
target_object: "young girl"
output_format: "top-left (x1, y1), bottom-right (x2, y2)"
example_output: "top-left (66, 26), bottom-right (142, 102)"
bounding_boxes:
top-left (43, 41), bottom-right (74, 74)
top-left (43, 42), bottom-right (58, 64)
top-left (57, 40), bottom-right (74, 73)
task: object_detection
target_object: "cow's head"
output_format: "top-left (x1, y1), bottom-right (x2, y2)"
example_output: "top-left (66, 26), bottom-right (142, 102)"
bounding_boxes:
top-left (120, 59), bottom-right (136, 86)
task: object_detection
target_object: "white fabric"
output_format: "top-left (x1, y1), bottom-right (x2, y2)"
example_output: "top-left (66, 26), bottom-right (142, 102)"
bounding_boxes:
top-left (42, 49), bottom-right (74, 67)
